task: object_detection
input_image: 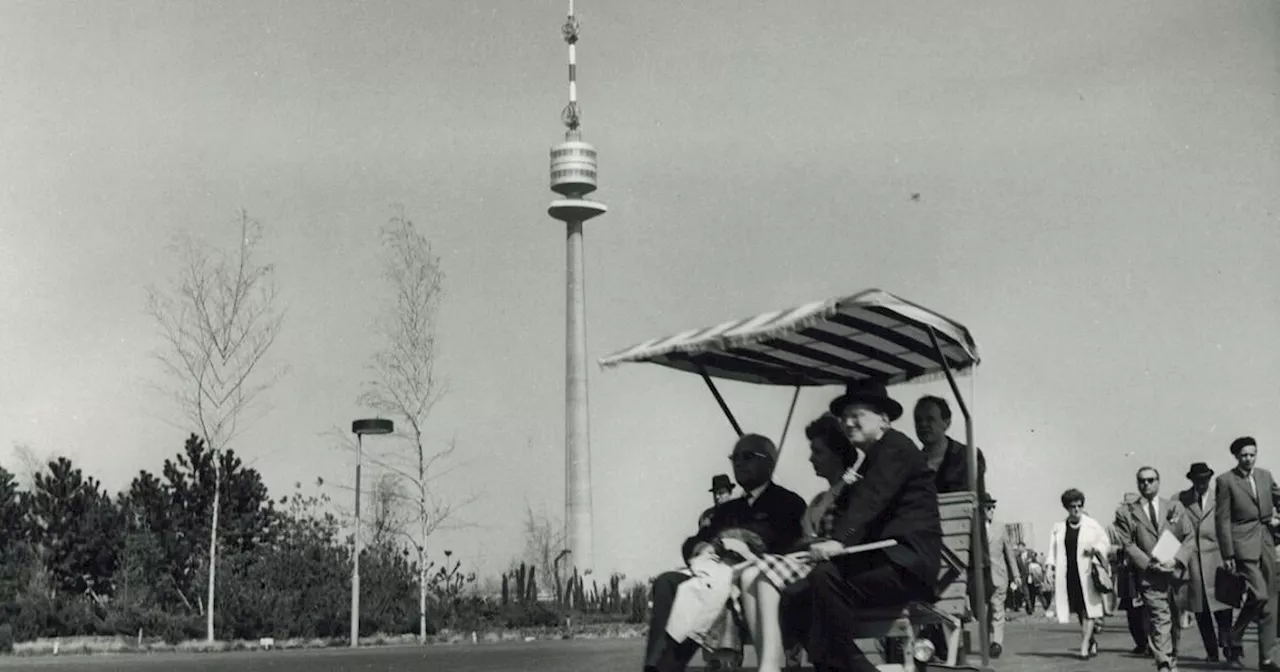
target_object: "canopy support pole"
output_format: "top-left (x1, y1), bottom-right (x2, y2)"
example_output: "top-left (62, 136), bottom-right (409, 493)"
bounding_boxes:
top-left (698, 366), bottom-right (744, 438)
top-left (927, 326), bottom-right (988, 669)
top-left (776, 386), bottom-right (801, 457)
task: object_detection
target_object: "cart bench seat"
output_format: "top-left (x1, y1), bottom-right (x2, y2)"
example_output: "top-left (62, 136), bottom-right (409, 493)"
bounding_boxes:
top-left (847, 492), bottom-right (977, 668)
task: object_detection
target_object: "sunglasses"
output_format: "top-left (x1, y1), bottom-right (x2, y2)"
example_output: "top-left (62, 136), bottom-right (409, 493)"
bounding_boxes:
top-left (1137, 477), bottom-right (1158, 484)
top-left (729, 452), bottom-right (769, 463)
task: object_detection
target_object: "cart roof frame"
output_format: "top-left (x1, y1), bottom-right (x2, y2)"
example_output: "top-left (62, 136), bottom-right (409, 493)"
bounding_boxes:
top-left (598, 288), bottom-right (979, 387)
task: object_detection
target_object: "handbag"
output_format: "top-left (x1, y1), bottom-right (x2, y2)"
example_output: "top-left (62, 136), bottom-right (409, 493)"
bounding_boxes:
top-left (1090, 555), bottom-right (1115, 594)
top-left (1215, 566), bottom-right (1248, 608)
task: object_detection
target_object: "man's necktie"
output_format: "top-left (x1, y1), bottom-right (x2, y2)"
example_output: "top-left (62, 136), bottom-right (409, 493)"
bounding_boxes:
top-left (1147, 500), bottom-right (1157, 529)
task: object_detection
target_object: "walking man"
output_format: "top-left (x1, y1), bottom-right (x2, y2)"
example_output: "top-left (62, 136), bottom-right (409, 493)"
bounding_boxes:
top-left (1116, 466), bottom-right (1191, 672)
top-left (1216, 436), bottom-right (1280, 670)
top-left (984, 494), bottom-right (1021, 658)
top-left (1177, 462), bottom-right (1233, 662)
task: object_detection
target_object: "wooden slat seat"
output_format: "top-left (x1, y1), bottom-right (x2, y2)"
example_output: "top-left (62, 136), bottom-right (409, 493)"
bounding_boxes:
top-left (847, 491), bottom-right (977, 669)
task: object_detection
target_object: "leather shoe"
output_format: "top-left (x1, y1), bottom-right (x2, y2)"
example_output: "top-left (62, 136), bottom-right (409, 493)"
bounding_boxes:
top-left (990, 643), bottom-right (1003, 659)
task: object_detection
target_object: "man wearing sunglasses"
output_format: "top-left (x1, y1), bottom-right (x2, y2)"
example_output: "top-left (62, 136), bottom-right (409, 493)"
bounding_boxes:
top-left (1115, 467), bottom-right (1192, 672)
top-left (643, 434), bottom-right (806, 672)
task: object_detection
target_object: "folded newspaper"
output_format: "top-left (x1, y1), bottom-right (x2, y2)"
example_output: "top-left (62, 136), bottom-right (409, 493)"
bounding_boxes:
top-left (1150, 529), bottom-right (1181, 565)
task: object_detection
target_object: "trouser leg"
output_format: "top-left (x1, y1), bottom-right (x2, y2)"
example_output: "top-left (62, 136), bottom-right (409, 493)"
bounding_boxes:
top-left (1195, 609), bottom-right (1219, 655)
top-left (808, 556), bottom-right (923, 672)
top-left (1128, 607), bottom-right (1150, 649)
top-left (779, 584), bottom-right (812, 655)
top-left (1142, 577), bottom-right (1175, 667)
top-left (1259, 552), bottom-right (1276, 664)
top-left (1212, 608), bottom-right (1232, 650)
top-left (644, 571), bottom-right (699, 672)
top-left (989, 585), bottom-right (1007, 646)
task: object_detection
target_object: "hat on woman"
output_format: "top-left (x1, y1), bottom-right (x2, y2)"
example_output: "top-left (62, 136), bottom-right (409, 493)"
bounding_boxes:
top-left (828, 381), bottom-right (904, 421)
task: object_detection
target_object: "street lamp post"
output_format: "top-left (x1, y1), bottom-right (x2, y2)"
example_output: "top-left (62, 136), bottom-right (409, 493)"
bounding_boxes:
top-left (553, 549), bottom-right (571, 629)
top-left (351, 417), bottom-right (394, 648)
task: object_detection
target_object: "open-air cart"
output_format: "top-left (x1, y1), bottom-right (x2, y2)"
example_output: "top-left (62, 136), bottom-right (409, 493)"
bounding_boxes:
top-left (599, 288), bottom-right (991, 671)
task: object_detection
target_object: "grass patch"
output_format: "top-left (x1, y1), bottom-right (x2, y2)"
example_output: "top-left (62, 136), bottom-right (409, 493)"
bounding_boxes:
top-left (4, 624), bottom-right (645, 658)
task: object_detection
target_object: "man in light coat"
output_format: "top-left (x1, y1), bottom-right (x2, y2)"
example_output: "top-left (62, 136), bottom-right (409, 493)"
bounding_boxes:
top-left (1176, 462), bottom-right (1232, 663)
top-left (1115, 466), bottom-right (1193, 672)
top-left (1215, 436), bottom-right (1280, 670)
top-left (983, 494), bottom-right (1021, 658)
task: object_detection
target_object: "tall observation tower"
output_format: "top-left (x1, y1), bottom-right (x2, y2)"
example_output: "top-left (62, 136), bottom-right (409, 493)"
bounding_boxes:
top-left (548, 0), bottom-right (605, 576)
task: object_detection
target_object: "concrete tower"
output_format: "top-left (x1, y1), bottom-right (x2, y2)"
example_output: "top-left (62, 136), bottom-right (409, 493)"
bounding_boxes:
top-left (548, 0), bottom-right (605, 576)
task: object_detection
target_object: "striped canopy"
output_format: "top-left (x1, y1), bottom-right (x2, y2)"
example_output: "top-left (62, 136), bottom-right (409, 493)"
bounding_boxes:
top-left (598, 289), bottom-right (979, 387)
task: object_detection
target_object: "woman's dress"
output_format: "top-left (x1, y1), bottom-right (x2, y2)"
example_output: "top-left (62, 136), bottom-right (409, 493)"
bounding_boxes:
top-left (755, 483), bottom-right (844, 592)
top-left (1064, 523), bottom-right (1085, 614)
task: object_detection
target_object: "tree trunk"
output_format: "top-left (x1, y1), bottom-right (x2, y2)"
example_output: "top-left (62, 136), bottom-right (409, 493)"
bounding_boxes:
top-left (418, 448), bottom-right (428, 644)
top-left (418, 544), bottom-right (427, 643)
top-left (206, 456), bottom-right (220, 643)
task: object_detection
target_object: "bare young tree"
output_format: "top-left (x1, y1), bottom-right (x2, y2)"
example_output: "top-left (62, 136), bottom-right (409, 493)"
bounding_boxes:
top-left (358, 213), bottom-right (473, 643)
top-left (521, 501), bottom-right (570, 603)
top-left (11, 443), bottom-right (49, 489)
top-left (145, 210), bottom-right (286, 642)
top-left (367, 471), bottom-right (406, 550)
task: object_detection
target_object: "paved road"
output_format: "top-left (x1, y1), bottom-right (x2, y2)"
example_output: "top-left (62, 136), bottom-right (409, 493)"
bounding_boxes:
top-left (0, 619), bottom-right (1259, 671)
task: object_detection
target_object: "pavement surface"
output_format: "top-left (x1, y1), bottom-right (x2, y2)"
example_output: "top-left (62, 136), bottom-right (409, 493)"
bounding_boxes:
top-left (0, 618), bottom-right (1262, 672)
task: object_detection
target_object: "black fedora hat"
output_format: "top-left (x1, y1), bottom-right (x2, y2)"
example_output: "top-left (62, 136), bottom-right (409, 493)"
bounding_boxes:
top-left (828, 381), bottom-right (904, 421)
top-left (1186, 462), bottom-right (1214, 480)
top-left (709, 474), bottom-right (733, 492)
top-left (981, 492), bottom-right (997, 506)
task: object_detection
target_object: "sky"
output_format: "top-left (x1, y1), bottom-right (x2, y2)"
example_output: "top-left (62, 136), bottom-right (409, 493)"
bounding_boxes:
top-left (1, 1), bottom-right (1278, 583)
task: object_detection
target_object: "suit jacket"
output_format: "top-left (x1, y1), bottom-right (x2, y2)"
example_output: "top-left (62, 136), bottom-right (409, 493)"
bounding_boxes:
top-left (681, 481), bottom-right (806, 563)
top-left (988, 519), bottom-right (1021, 589)
top-left (1114, 495), bottom-right (1192, 585)
top-left (1215, 466), bottom-right (1280, 562)
top-left (829, 428), bottom-right (942, 591)
top-left (934, 437), bottom-right (987, 498)
top-left (1177, 486), bottom-right (1229, 612)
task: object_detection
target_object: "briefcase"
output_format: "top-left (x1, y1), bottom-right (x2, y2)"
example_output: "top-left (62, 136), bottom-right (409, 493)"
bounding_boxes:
top-left (1215, 566), bottom-right (1248, 608)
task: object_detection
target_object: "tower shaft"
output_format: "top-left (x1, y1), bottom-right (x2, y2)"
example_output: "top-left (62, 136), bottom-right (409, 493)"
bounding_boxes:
top-left (564, 220), bottom-right (593, 574)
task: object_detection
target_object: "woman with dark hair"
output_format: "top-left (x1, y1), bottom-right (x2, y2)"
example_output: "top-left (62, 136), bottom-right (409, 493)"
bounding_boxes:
top-left (1046, 488), bottom-right (1112, 659)
top-left (723, 413), bottom-right (864, 672)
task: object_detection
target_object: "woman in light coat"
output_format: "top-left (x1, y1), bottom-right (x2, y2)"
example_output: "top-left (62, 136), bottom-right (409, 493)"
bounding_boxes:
top-left (1046, 488), bottom-right (1112, 660)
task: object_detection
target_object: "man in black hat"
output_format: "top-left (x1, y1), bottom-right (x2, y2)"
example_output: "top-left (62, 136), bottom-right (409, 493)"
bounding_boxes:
top-left (1177, 462), bottom-right (1233, 663)
top-left (642, 434), bottom-right (807, 672)
top-left (698, 474), bottom-right (737, 530)
top-left (805, 381), bottom-right (941, 672)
